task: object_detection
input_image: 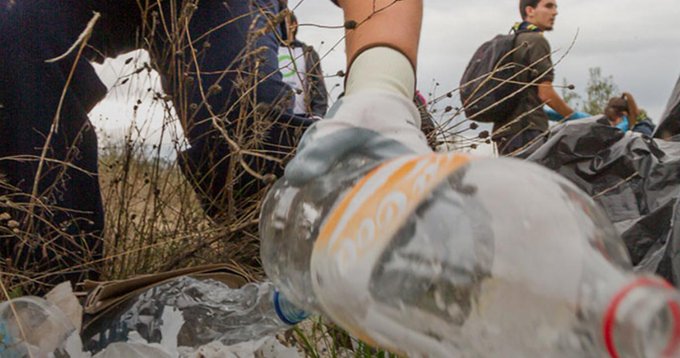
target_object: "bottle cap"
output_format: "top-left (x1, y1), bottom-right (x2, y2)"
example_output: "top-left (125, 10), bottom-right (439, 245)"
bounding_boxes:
top-left (602, 276), bottom-right (680, 358)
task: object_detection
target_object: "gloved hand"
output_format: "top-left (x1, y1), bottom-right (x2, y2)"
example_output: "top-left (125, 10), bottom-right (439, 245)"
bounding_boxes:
top-left (544, 107), bottom-right (563, 121)
top-left (544, 108), bottom-right (591, 122)
top-left (284, 47), bottom-right (432, 185)
top-left (615, 116), bottom-right (630, 132)
top-left (566, 111), bottom-right (591, 121)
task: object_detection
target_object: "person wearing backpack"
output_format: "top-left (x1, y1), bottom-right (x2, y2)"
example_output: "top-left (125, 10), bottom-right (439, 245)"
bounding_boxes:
top-left (492, 0), bottom-right (585, 155)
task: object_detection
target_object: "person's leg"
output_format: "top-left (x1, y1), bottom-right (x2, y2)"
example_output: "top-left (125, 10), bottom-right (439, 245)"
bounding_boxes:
top-left (0, 1), bottom-right (108, 292)
top-left (148, 0), bottom-right (311, 222)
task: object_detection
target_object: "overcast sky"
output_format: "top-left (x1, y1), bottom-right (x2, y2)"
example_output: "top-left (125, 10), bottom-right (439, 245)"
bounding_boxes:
top-left (91, 0), bottom-right (680, 148)
top-left (292, 0), bottom-right (680, 119)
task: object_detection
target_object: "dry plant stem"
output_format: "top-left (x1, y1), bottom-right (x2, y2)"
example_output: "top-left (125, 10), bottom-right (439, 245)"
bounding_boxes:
top-left (196, 7), bottom-right (289, 155)
top-left (188, 12), bottom-right (254, 47)
top-left (461, 45), bottom-right (528, 110)
top-left (30, 226), bottom-right (227, 286)
top-left (482, 42), bottom-right (574, 138)
top-left (6, 155), bottom-right (96, 176)
top-left (593, 172), bottom-right (640, 200)
top-left (0, 272), bottom-right (47, 291)
top-left (497, 102), bottom-right (546, 155)
top-left (465, 52), bottom-right (553, 125)
top-left (183, 24), bottom-right (236, 223)
top-left (160, 218), bottom-right (258, 271)
top-left (45, 12), bottom-right (102, 64)
top-left (496, 31), bottom-right (579, 123)
top-left (139, 1), bottom-right (198, 273)
top-left (26, 12), bottom-right (101, 234)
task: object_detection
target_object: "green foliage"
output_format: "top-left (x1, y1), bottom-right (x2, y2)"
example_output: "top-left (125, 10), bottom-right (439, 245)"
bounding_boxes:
top-left (562, 67), bottom-right (619, 115)
top-left (582, 67), bottom-right (619, 115)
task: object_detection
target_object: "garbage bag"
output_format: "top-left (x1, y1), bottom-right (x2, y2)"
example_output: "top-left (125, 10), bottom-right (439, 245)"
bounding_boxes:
top-left (518, 117), bottom-right (680, 285)
top-left (655, 75), bottom-right (680, 139)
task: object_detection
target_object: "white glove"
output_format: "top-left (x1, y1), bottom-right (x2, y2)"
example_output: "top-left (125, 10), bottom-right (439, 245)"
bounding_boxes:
top-left (284, 47), bottom-right (432, 185)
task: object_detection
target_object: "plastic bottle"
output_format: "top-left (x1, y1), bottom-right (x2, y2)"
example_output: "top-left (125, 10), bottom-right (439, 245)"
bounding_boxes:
top-left (0, 296), bottom-right (79, 357)
top-left (81, 277), bottom-right (307, 353)
top-left (259, 152), bottom-right (680, 357)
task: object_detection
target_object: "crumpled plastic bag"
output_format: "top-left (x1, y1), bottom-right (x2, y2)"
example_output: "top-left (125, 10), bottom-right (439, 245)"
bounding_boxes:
top-left (92, 332), bottom-right (300, 358)
top-left (655, 75), bottom-right (680, 139)
top-left (89, 306), bottom-right (300, 358)
top-left (517, 117), bottom-right (680, 285)
top-left (93, 340), bottom-right (174, 358)
top-left (178, 336), bottom-right (300, 358)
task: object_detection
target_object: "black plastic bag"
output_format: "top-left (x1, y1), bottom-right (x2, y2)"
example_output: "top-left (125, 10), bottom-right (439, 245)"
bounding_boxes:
top-left (521, 118), bottom-right (680, 285)
top-left (655, 75), bottom-right (680, 139)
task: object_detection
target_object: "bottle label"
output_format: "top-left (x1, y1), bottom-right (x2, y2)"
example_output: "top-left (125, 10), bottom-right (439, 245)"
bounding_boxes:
top-left (310, 152), bottom-right (471, 351)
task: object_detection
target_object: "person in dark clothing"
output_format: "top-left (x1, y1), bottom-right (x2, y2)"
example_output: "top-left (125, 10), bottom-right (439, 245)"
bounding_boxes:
top-left (0, 0), bottom-right (312, 292)
top-left (493, 0), bottom-right (583, 155)
top-left (632, 110), bottom-right (657, 136)
top-left (278, 12), bottom-right (329, 118)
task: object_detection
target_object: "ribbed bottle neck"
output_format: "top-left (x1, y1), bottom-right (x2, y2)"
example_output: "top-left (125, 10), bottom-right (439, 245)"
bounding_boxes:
top-left (601, 277), bottom-right (680, 358)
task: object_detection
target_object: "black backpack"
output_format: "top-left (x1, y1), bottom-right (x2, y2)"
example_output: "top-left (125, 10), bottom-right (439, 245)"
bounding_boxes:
top-left (460, 30), bottom-right (526, 123)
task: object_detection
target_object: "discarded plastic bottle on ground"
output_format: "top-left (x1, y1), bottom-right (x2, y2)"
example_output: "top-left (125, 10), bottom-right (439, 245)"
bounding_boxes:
top-left (81, 277), bottom-right (308, 353)
top-left (260, 152), bottom-right (680, 357)
top-left (0, 296), bottom-right (78, 357)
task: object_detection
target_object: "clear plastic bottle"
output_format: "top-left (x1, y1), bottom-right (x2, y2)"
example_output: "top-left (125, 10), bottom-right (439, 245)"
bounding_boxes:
top-left (81, 277), bottom-right (307, 353)
top-left (0, 296), bottom-right (79, 357)
top-left (259, 152), bottom-right (680, 357)
top-left (260, 153), bottom-right (379, 314)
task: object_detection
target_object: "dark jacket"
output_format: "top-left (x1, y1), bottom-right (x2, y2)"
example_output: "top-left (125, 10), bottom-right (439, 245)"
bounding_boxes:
top-left (287, 40), bottom-right (329, 117)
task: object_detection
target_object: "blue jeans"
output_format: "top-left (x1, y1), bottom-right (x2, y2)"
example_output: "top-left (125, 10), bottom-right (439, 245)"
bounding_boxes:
top-left (0, 0), bottom-right (311, 287)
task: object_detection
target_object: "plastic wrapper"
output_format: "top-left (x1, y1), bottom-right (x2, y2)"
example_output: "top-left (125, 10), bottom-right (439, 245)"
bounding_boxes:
top-left (81, 277), bottom-right (290, 354)
top-left (517, 117), bottom-right (680, 285)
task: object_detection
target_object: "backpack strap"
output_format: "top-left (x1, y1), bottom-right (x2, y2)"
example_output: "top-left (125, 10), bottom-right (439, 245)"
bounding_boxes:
top-left (509, 22), bottom-right (543, 57)
top-left (512, 21), bottom-right (542, 34)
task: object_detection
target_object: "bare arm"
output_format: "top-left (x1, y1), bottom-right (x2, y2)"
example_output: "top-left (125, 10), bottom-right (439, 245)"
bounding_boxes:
top-left (337, 0), bottom-right (422, 70)
top-left (538, 81), bottom-right (575, 118)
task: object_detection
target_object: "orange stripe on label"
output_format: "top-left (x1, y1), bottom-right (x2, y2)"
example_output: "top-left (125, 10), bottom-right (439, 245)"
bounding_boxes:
top-left (315, 153), bottom-right (471, 265)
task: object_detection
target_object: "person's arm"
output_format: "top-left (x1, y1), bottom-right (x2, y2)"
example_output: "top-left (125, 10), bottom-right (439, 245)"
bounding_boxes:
top-left (337, 0), bottom-right (422, 71)
top-left (305, 46), bottom-right (329, 117)
top-left (538, 81), bottom-right (575, 118)
top-left (623, 92), bottom-right (639, 128)
top-left (525, 35), bottom-right (576, 119)
top-left (284, 0), bottom-right (430, 185)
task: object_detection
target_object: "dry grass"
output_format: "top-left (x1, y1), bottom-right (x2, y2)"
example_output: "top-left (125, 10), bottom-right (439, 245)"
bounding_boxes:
top-left (0, 1), bottom-right (500, 356)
